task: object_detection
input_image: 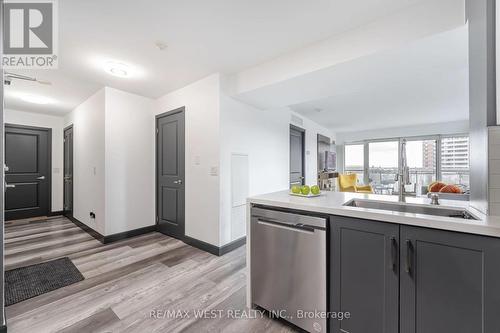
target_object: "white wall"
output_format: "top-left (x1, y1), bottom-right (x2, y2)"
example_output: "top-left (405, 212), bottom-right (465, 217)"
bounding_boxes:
top-left (64, 89), bottom-right (106, 234)
top-left (5, 109), bottom-right (65, 212)
top-left (467, 0), bottom-right (496, 214)
top-left (104, 87), bottom-right (155, 235)
top-left (64, 87), bottom-right (155, 236)
top-left (335, 120), bottom-right (469, 144)
top-left (231, 0), bottom-right (465, 95)
top-left (219, 92), bottom-right (334, 245)
top-left (154, 74), bottom-right (221, 246)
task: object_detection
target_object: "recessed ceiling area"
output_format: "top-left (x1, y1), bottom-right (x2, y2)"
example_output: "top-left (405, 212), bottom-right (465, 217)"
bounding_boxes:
top-left (4, 0), bottom-right (427, 115)
top-left (269, 26), bottom-right (469, 133)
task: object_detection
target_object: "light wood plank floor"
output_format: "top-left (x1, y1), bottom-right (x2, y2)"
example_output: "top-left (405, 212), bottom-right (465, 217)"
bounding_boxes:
top-left (4, 216), bottom-right (298, 333)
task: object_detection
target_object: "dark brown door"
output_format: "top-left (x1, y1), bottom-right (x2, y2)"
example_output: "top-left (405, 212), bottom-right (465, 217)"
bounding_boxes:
top-left (290, 125), bottom-right (305, 187)
top-left (156, 108), bottom-right (185, 239)
top-left (5, 125), bottom-right (51, 220)
top-left (64, 126), bottom-right (73, 217)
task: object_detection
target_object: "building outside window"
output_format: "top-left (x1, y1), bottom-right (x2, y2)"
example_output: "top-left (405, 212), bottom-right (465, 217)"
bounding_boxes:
top-left (441, 136), bottom-right (470, 188)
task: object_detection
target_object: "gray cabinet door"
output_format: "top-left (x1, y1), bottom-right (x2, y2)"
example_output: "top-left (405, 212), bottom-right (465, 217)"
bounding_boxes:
top-left (400, 226), bottom-right (500, 333)
top-left (330, 216), bottom-right (399, 333)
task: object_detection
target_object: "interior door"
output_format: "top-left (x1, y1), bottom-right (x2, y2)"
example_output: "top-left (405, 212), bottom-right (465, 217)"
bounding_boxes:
top-left (63, 126), bottom-right (74, 217)
top-left (290, 125), bottom-right (305, 187)
top-left (156, 108), bottom-right (185, 239)
top-left (5, 125), bottom-right (51, 220)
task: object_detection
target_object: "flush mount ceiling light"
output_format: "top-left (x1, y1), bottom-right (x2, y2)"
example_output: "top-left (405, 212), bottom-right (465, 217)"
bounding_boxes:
top-left (104, 61), bottom-right (130, 78)
top-left (12, 93), bottom-right (54, 105)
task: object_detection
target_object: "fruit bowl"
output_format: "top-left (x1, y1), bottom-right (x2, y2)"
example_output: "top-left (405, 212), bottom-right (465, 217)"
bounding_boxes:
top-left (290, 185), bottom-right (322, 197)
top-left (289, 192), bottom-right (322, 198)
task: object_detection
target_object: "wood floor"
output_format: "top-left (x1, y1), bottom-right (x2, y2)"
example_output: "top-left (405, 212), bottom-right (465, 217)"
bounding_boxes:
top-left (4, 216), bottom-right (297, 333)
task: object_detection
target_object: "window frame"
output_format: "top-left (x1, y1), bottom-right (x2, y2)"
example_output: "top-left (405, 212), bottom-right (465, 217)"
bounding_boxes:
top-left (343, 143), bottom-right (366, 184)
top-left (343, 133), bottom-right (469, 192)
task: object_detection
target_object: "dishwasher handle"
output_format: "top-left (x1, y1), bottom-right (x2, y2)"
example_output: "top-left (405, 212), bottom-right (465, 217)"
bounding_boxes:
top-left (256, 218), bottom-right (319, 234)
top-left (252, 207), bottom-right (326, 229)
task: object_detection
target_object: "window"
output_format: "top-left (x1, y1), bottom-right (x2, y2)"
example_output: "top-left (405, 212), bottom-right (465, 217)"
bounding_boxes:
top-left (441, 136), bottom-right (470, 189)
top-left (344, 144), bottom-right (364, 184)
top-left (368, 141), bottom-right (399, 194)
top-left (407, 139), bottom-right (437, 194)
top-left (343, 134), bottom-right (470, 196)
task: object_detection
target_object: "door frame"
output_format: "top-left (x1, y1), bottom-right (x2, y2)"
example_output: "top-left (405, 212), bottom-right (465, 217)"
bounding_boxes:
top-left (290, 124), bottom-right (305, 186)
top-left (63, 124), bottom-right (73, 218)
top-left (5, 123), bottom-right (52, 217)
top-left (155, 107), bottom-right (186, 238)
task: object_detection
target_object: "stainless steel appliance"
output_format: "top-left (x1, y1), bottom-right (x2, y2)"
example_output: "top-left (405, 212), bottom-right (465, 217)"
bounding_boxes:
top-left (251, 207), bottom-right (327, 333)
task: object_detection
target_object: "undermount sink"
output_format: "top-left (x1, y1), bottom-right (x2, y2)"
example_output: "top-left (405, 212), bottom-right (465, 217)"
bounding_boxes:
top-left (343, 199), bottom-right (478, 220)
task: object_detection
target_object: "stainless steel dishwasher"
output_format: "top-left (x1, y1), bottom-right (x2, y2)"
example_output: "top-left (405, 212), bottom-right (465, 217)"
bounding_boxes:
top-left (251, 206), bottom-right (327, 333)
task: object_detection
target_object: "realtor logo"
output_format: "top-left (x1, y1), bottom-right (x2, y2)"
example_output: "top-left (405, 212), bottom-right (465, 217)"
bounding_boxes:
top-left (3, 0), bottom-right (58, 68)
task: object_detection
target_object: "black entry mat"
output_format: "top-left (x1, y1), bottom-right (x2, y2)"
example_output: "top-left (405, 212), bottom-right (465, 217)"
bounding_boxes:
top-left (5, 257), bottom-right (84, 306)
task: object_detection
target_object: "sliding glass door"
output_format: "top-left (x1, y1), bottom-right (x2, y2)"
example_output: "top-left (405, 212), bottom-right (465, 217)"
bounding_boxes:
top-left (368, 141), bottom-right (399, 194)
top-left (344, 144), bottom-right (365, 184)
top-left (406, 138), bottom-right (438, 195)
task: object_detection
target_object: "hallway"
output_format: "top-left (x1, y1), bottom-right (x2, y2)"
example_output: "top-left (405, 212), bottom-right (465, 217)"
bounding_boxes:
top-left (4, 216), bottom-right (295, 333)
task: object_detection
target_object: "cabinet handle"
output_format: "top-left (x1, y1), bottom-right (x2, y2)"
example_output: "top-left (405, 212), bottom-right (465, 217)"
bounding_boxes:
top-left (405, 239), bottom-right (413, 275)
top-left (390, 237), bottom-right (398, 273)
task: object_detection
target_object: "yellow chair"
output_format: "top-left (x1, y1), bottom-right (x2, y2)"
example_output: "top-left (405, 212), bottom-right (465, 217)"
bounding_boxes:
top-left (338, 173), bottom-right (374, 194)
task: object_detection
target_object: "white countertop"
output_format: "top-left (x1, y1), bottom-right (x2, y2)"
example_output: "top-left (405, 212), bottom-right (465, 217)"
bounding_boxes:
top-left (248, 190), bottom-right (500, 238)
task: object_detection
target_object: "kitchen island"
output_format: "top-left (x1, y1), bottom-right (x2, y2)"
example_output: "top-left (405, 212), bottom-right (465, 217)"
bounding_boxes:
top-left (246, 190), bottom-right (500, 333)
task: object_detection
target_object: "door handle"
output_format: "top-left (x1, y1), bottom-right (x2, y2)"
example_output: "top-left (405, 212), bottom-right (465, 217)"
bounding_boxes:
top-left (390, 236), bottom-right (398, 273)
top-left (173, 179), bottom-right (183, 184)
top-left (37, 176), bottom-right (45, 180)
top-left (5, 183), bottom-right (16, 188)
top-left (405, 239), bottom-right (413, 276)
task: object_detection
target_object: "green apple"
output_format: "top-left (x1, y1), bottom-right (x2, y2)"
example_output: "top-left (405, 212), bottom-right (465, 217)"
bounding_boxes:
top-left (291, 185), bottom-right (301, 194)
top-left (301, 185), bottom-right (310, 195)
top-left (311, 185), bottom-right (320, 195)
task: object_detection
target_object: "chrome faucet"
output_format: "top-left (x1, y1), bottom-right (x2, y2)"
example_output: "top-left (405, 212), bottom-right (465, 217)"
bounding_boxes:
top-left (430, 193), bottom-right (440, 205)
top-left (395, 139), bottom-right (411, 202)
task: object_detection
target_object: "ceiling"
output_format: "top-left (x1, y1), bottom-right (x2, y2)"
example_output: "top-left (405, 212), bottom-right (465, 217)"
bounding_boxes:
top-left (287, 26), bottom-right (470, 133)
top-left (5, 0), bottom-right (425, 115)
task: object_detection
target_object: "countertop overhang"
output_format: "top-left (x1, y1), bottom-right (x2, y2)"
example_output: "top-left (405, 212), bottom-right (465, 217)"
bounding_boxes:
top-left (248, 191), bottom-right (500, 238)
